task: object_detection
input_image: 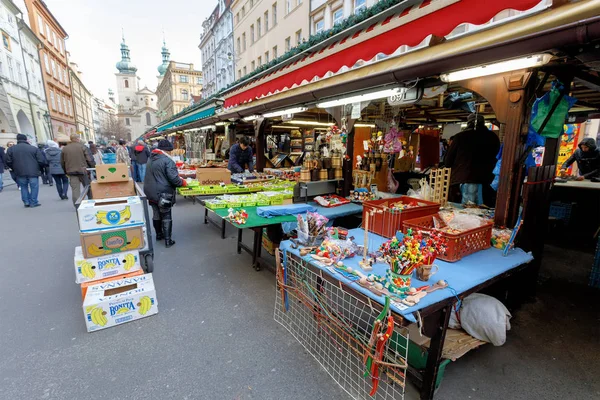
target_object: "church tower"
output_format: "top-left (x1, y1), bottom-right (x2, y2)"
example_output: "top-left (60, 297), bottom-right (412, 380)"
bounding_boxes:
top-left (115, 34), bottom-right (138, 112)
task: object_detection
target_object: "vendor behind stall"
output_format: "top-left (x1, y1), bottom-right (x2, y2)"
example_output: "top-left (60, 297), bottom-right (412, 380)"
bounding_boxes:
top-left (560, 138), bottom-right (600, 180)
top-left (227, 136), bottom-right (254, 173)
top-left (445, 114), bottom-right (500, 206)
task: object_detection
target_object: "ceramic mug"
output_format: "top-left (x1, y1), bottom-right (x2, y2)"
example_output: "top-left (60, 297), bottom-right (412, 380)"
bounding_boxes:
top-left (416, 264), bottom-right (439, 281)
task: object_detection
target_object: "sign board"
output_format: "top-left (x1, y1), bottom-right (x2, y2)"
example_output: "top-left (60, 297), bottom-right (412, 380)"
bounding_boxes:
top-left (351, 103), bottom-right (361, 119)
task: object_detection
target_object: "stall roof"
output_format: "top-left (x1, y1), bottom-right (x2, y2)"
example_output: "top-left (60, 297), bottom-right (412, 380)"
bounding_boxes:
top-left (156, 104), bottom-right (216, 133)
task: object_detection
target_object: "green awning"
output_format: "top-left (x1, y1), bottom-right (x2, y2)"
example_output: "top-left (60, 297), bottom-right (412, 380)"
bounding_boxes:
top-left (156, 106), bottom-right (215, 132)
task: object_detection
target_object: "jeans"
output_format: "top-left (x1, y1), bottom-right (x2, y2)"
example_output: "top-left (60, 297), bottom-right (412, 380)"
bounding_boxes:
top-left (137, 163), bottom-right (147, 182)
top-left (69, 173), bottom-right (90, 205)
top-left (16, 176), bottom-right (39, 206)
top-left (52, 174), bottom-right (69, 198)
top-left (132, 161), bottom-right (139, 182)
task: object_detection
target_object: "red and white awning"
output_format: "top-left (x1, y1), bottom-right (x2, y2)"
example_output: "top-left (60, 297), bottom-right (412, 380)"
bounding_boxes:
top-left (223, 0), bottom-right (544, 109)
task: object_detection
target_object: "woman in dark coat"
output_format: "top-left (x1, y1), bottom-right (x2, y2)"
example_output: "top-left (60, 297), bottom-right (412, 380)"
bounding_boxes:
top-left (45, 140), bottom-right (69, 200)
top-left (143, 139), bottom-right (187, 247)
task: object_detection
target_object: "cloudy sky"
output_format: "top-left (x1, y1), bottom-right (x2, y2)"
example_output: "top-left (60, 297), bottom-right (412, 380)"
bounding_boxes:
top-left (14, 0), bottom-right (213, 100)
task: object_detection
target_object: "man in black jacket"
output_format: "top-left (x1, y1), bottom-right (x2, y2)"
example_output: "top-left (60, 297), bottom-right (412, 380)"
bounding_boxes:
top-left (6, 134), bottom-right (46, 207)
top-left (560, 138), bottom-right (600, 180)
top-left (144, 139), bottom-right (187, 247)
top-left (445, 114), bottom-right (500, 207)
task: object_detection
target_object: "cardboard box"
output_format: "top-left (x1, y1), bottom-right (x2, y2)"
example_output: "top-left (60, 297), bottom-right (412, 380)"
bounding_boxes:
top-left (196, 167), bottom-right (231, 185)
top-left (80, 226), bottom-right (144, 259)
top-left (83, 273), bottom-right (158, 332)
top-left (80, 269), bottom-right (144, 299)
top-left (77, 196), bottom-right (144, 233)
top-left (96, 163), bottom-right (130, 183)
top-left (91, 179), bottom-right (136, 199)
top-left (74, 246), bottom-right (142, 284)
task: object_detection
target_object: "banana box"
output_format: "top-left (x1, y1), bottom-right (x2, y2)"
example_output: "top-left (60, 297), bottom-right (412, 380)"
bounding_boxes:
top-left (83, 273), bottom-right (158, 333)
top-left (80, 226), bottom-right (144, 259)
top-left (74, 246), bottom-right (142, 284)
top-left (81, 270), bottom-right (143, 300)
top-left (77, 196), bottom-right (144, 233)
top-left (96, 163), bottom-right (130, 183)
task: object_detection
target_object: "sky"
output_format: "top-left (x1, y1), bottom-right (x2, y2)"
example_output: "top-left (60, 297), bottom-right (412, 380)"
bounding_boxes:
top-left (14, 0), bottom-right (214, 101)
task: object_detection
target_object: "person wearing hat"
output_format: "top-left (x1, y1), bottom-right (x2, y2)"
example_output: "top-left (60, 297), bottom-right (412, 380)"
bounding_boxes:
top-left (61, 133), bottom-right (95, 205)
top-left (144, 139), bottom-right (187, 247)
top-left (5, 134), bottom-right (47, 207)
top-left (445, 113), bottom-right (500, 206)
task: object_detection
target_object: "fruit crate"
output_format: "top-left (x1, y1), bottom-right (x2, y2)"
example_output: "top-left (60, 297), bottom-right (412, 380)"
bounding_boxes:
top-left (205, 200), bottom-right (226, 210)
top-left (362, 196), bottom-right (440, 238)
top-left (402, 213), bottom-right (493, 262)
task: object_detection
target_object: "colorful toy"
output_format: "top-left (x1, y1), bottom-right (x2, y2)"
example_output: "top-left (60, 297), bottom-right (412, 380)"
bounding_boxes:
top-left (226, 208), bottom-right (249, 225)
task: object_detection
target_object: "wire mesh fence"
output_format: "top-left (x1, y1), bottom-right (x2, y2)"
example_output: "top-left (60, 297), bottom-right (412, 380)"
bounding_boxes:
top-left (275, 250), bottom-right (408, 400)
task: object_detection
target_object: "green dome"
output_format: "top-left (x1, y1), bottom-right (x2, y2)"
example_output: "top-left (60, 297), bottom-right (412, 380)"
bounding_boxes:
top-left (116, 39), bottom-right (137, 74)
top-left (157, 40), bottom-right (170, 76)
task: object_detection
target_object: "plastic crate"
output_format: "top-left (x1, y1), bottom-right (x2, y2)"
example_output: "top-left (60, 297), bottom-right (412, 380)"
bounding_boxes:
top-left (548, 202), bottom-right (573, 222)
top-left (363, 196), bottom-right (441, 238)
top-left (402, 213), bottom-right (493, 262)
top-left (205, 200), bottom-right (226, 210)
top-left (102, 153), bottom-right (116, 164)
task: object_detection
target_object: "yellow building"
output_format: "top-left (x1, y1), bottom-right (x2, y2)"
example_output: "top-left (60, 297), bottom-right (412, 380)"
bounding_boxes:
top-left (231, 0), bottom-right (310, 80)
top-left (156, 61), bottom-right (203, 120)
top-left (69, 61), bottom-right (95, 143)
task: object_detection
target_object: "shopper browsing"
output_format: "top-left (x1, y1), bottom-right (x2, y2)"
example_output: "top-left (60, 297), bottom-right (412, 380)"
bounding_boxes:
top-left (5, 134), bottom-right (46, 207)
top-left (560, 138), bottom-right (600, 180)
top-left (227, 136), bottom-right (254, 173)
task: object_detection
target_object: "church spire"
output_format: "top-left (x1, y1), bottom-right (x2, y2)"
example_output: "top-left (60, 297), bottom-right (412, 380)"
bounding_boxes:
top-left (157, 31), bottom-right (170, 77)
top-left (116, 30), bottom-right (138, 74)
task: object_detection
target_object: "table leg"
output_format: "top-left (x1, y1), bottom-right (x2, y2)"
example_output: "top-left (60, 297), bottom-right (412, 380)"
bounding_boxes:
top-left (253, 228), bottom-right (262, 271)
top-left (204, 208), bottom-right (208, 224)
top-left (421, 304), bottom-right (452, 400)
top-left (221, 219), bottom-right (226, 239)
top-left (237, 228), bottom-right (243, 254)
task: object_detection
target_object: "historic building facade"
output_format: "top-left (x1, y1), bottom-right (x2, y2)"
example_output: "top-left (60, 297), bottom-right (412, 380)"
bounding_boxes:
top-left (69, 61), bottom-right (94, 142)
top-left (156, 60), bottom-right (203, 120)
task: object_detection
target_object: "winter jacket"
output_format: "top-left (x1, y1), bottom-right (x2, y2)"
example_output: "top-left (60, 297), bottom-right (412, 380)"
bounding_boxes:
top-left (227, 143), bottom-right (254, 173)
top-left (445, 126), bottom-right (500, 186)
top-left (134, 145), bottom-right (151, 164)
top-left (560, 138), bottom-right (600, 179)
top-left (116, 146), bottom-right (130, 166)
top-left (0, 146), bottom-right (6, 174)
top-left (6, 140), bottom-right (46, 178)
top-left (45, 147), bottom-right (65, 175)
top-left (143, 150), bottom-right (185, 204)
top-left (61, 141), bottom-right (94, 175)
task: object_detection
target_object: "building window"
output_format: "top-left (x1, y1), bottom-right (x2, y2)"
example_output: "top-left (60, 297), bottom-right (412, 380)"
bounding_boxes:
top-left (238, 69), bottom-right (242, 78)
top-left (250, 0), bottom-right (254, 7)
top-left (2, 33), bottom-right (10, 51)
top-left (285, 37), bottom-right (290, 52)
top-left (251, 60), bottom-right (255, 71)
top-left (242, 6), bottom-right (245, 17)
top-left (44, 23), bottom-right (49, 39)
top-left (58, 67), bottom-right (62, 83)
top-left (146, 112), bottom-right (151, 125)
top-left (37, 14), bottom-right (44, 34)
top-left (354, 0), bottom-right (367, 13)
top-left (250, 24), bottom-right (254, 44)
top-left (16, 61), bottom-right (22, 84)
top-left (315, 20), bottom-right (324, 34)
top-left (265, 51), bottom-right (270, 63)
top-left (197, 76), bottom-right (203, 84)
top-left (125, 118), bottom-right (131, 126)
top-left (257, 18), bottom-right (262, 38)
top-left (65, 69), bottom-right (69, 86)
top-left (50, 90), bottom-right (56, 110)
top-left (257, 56), bottom-right (262, 67)
top-left (273, 45), bottom-right (278, 59)
top-left (124, 79), bottom-right (129, 88)
top-left (265, 11), bottom-right (269, 31)
top-left (296, 30), bottom-right (302, 45)
top-left (286, 0), bottom-right (291, 14)
top-left (52, 31), bottom-right (57, 47)
top-left (242, 33), bottom-right (246, 51)
top-left (181, 89), bottom-right (188, 100)
top-left (180, 75), bottom-right (188, 83)
top-left (236, 37), bottom-right (241, 53)
top-left (43, 53), bottom-right (49, 73)
top-left (333, 8), bottom-right (344, 25)
top-left (236, 12), bottom-right (240, 24)
top-left (272, 3), bottom-right (277, 25)
top-left (51, 59), bottom-right (56, 78)
top-left (58, 40), bottom-right (63, 54)
top-left (57, 93), bottom-right (63, 112)
top-left (7, 57), bottom-right (14, 81)
top-left (243, 66), bottom-right (247, 75)
top-left (69, 101), bottom-right (73, 116)
top-left (64, 97), bottom-right (69, 115)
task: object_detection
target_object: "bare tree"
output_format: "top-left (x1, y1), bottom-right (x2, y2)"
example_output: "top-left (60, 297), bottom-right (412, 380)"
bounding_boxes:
top-left (101, 116), bottom-right (131, 142)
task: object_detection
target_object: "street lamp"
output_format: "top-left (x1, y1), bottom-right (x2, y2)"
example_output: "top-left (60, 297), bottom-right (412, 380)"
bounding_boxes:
top-left (43, 111), bottom-right (52, 139)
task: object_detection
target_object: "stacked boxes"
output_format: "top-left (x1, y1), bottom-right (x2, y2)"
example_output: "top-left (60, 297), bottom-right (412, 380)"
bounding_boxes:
top-left (73, 164), bottom-right (158, 332)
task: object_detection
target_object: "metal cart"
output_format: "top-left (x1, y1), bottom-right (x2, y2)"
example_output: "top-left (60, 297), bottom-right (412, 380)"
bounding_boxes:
top-left (75, 182), bottom-right (155, 273)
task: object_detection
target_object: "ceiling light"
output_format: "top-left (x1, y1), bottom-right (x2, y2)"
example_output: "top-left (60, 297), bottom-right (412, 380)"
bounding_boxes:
top-left (215, 122), bottom-right (227, 126)
top-left (316, 87), bottom-right (405, 108)
top-left (354, 123), bottom-right (376, 128)
top-left (287, 120), bottom-right (334, 127)
top-left (271, 125), bottom-right (300, 129)
top-left (263, 107), bottom-right (307, 118)
top-left (440, 54), bottom-right (552, 82)
top-left (243, 115), bottom-right (260, 121)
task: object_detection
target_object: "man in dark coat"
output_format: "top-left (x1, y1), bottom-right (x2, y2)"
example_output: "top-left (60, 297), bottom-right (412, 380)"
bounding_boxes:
top-left (227, 136), bottom-right (254, 173)
top-left (560, 138), bottom-right (600, 180)
top-left (144, 139), bottom-right (187, 248)
top-left (134, 140), bottom-right (151, 182)
top-left (0, 144), bottom-right (6, 192)
top-left (61, 133), bottom-right (94, 205)
top-left (6, 134), bottom-right (46, 207)
top-left (445, 114), bottom-right (500, 207)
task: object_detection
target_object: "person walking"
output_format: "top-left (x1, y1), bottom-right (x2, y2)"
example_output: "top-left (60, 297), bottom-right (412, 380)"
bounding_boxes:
top-left (134, 140), bottom-right (151, 182)
top-left (144, 139), bottom-right (187, 248)
top-left (0, 143), bottom-right (6, 192)
top-left (116, 139), bottom-right (131, 170)
top-left (45, 140), bottom-right (69, 200)
top-left (37, 143), bottom-right (52, 186)
top-left (61, 133), bottom-right (94, 204)
top-left (5, 134), bottom-right (46, 207)
top-left (128, 142), bottom-right (139, 182)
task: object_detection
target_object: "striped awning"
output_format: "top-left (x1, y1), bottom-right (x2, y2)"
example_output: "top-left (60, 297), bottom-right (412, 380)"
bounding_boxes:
top-left (156, 106), bottom-right (216, 133)
top-left (223, 0), bottom-right (544, 108)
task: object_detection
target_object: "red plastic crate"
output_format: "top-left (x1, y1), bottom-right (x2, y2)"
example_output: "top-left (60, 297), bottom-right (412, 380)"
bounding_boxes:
top-left (362, 196), bottom-right (440, 238)
top-left (402, 213), bottom-right (493, 262)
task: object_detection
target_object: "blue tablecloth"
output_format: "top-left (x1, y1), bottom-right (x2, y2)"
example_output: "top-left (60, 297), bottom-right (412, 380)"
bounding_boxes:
top-left (280, 228), bottom-right (533, 323)
top-left (281, 202), bottom-right (363, 233)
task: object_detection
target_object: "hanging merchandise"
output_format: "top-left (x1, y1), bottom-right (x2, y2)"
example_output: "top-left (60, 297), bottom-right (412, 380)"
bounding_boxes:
top-left (383, 126), bottom-right (403, 153)
top-left (491, 145), bottom-right (503, 191)
top-left (531, 81), bottom-right (577, 139)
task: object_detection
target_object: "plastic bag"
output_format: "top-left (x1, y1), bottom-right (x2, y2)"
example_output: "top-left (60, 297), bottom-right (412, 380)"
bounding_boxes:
top-left (407, 188), bottom-right (423, 199)
top-left (439, 211), bottom-right (487, 231)
top-left (531, 81), bottom-right (577, 139)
